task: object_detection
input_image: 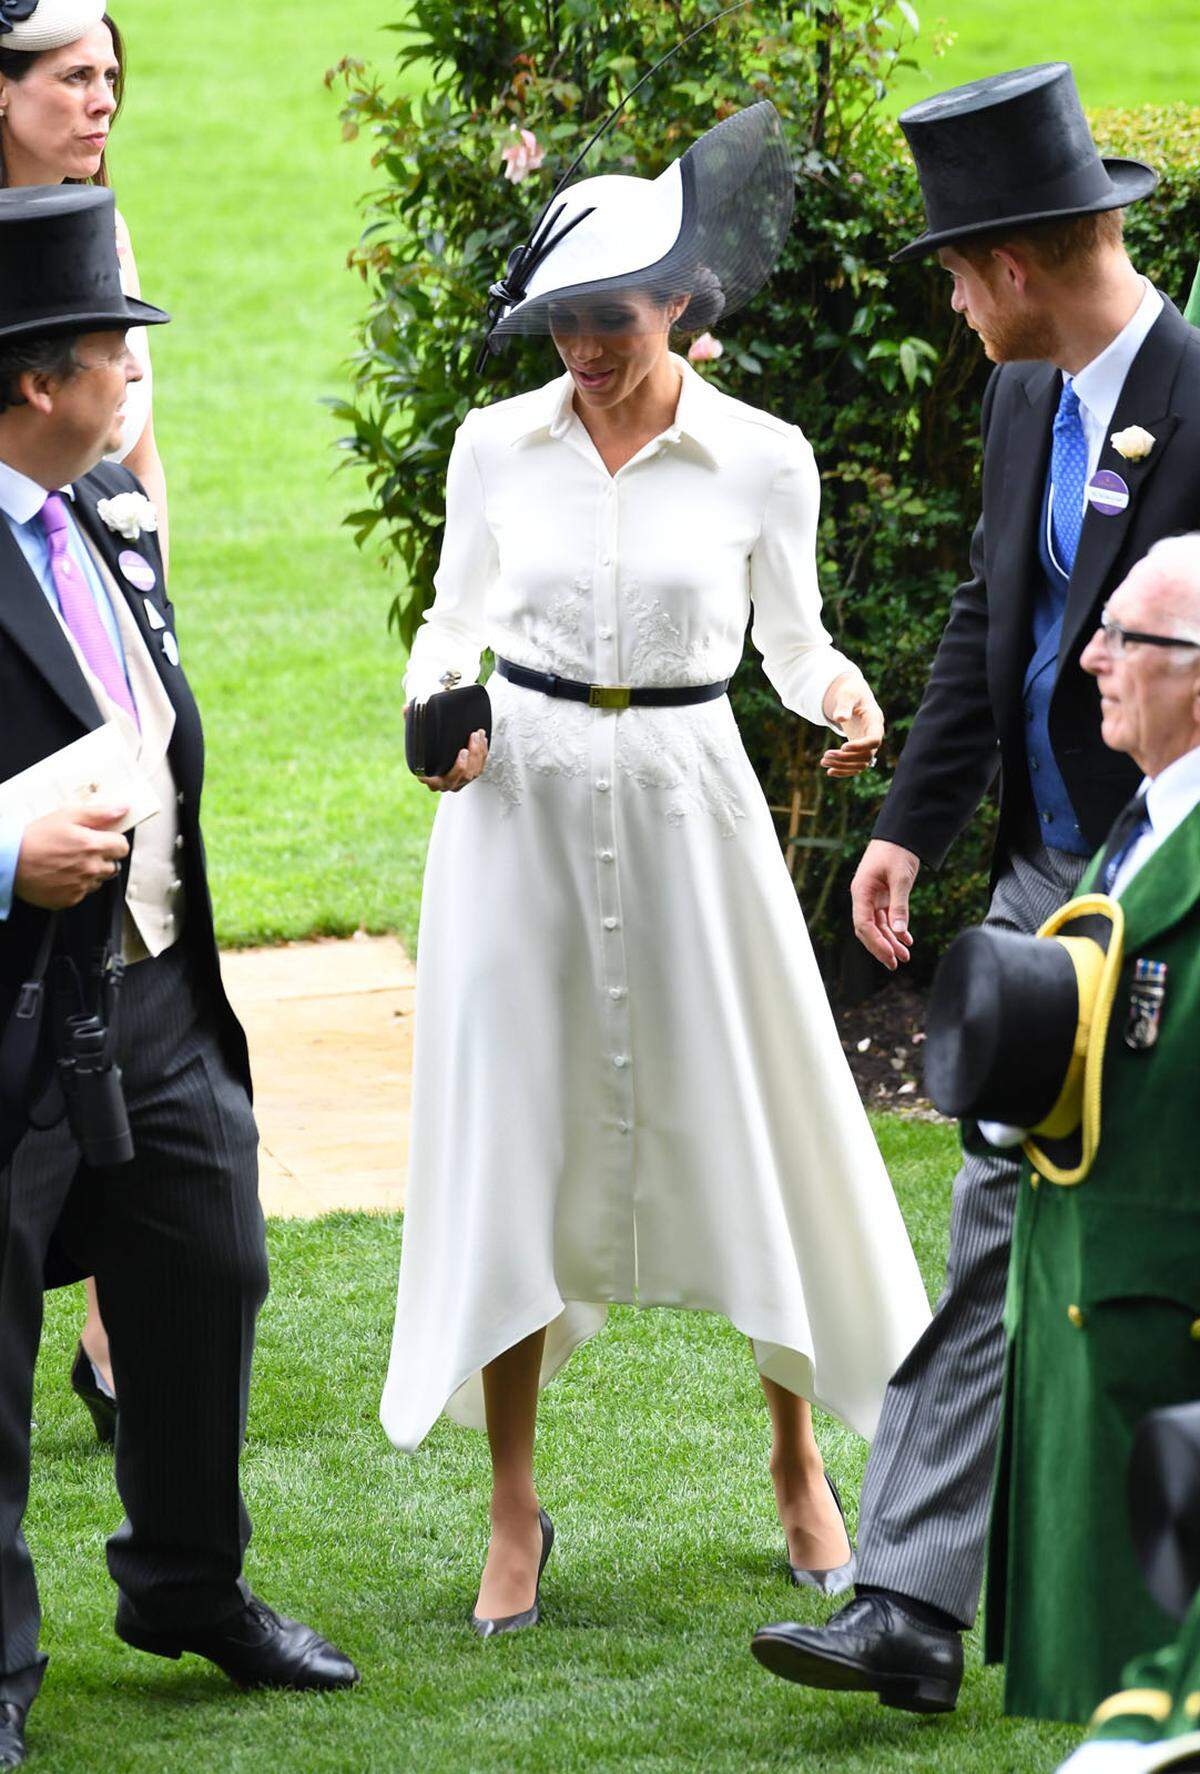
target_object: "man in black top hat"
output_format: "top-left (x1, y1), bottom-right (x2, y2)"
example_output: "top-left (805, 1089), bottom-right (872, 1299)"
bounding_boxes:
top-left (752, 61), bottom-right (1200, 1713)
top-left (0, 187), bottom-right (357, 1770)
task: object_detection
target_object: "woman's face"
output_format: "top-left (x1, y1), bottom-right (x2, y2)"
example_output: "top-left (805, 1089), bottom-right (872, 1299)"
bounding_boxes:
top-left (0, 23), bottom-right (119, 185)
top-left (550, 292), bottom-right (683, 411)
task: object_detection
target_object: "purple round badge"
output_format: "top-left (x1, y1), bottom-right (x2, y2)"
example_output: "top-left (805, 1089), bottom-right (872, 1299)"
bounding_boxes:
top-left (1086, 469), bottom-right (1130, 517)
top-left (118, 549), bottom-right (157, 591)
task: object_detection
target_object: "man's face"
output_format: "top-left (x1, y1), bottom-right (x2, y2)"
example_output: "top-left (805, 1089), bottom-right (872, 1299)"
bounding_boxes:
top-left (1080, 564), bottom-right (1200, 774)
top-left (53, 330), bottom-right (140, 462)
top-left (938, 246), bottom-right (1057, 363)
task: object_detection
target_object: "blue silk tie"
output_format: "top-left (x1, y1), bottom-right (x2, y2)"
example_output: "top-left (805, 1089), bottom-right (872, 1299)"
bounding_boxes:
top-left (1050, 376), bottom-right (1087, 576)
top-left (1100, 792), bottom-right (1152, 893)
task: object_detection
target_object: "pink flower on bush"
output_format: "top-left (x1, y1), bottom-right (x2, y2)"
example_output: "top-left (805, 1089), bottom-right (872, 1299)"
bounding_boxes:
top-left (501, 128), bottom-right (545, 183)
top-left (687, 332), bottom-right (724, 365)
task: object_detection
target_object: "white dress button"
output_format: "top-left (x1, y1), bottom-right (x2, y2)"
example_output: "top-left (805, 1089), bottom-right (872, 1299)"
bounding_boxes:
top-left (599, 849), bottom-right (614, 863)
top-left (612, 1054), bottom-right (629, 1069)
top-left (174, 835), bottom-right (184, 852)
top-left (609, 986), bottom-right (626, 1001)
top-left (597, 626), bottom-right (613, 641)
top-left (617, 1119), bottom-right (631, 1134)
top-left (603, 917), bottom-right (619, 931)
top-left (596, 778), bottom-right (610, 792)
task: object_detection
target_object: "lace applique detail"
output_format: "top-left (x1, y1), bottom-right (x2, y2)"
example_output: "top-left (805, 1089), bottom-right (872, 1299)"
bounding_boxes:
top-left (622, 582), bottom-right (725, 688)
top-left (616, 709), bottom-right (747, 838)
top-left (509, 573), bottom-right (591, 680)
top-left (479, 692), bottom-right (589, 814)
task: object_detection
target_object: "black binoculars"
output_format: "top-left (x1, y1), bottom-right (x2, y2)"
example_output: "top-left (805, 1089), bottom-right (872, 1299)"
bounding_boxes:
top-left (58, 1009), bottom-right (134, 1168)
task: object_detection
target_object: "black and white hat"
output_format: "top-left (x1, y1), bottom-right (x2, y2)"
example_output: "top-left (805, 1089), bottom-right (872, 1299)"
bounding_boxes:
top-left (479, 101), bottom-right (794, 359)
top-left (0, 0), bottom-right (106, 51)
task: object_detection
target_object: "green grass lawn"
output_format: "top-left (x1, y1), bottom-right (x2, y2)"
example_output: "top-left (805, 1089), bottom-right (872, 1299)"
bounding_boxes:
top-left (890, 0), bottom-right (1198, 111)
top-left (107, 0), bottom-right (437, 951)
top-left (23, 1117), bottom-right (1081, 1772)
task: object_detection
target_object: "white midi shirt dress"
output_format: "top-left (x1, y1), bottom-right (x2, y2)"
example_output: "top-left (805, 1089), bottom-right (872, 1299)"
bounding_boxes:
top-left (381, 356), bottom-right (930, 1452)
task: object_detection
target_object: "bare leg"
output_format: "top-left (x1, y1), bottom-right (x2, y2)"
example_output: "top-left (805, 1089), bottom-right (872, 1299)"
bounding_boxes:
top-left (80, 1276), bottom-right (115, 1396)
top-left (761, 1373), bottom-right (851, 1570)
top-left (475, 1326), bottom-right (547, 1621)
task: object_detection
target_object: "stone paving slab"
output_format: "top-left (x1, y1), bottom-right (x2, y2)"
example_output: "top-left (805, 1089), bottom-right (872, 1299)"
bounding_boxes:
top-left (219, 934), bottom-right (413, 1218)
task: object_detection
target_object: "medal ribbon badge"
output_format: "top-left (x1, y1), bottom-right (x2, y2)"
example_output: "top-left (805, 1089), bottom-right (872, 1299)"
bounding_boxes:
top-left (1126, 958), bottom-right (1167, 1050)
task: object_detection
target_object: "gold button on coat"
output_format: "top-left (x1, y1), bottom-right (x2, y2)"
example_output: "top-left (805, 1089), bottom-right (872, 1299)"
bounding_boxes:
top-left (1190, 1319), bottom-right (1200, 1342)
top-left (1068, 1304), bottom-right (1085, 1328)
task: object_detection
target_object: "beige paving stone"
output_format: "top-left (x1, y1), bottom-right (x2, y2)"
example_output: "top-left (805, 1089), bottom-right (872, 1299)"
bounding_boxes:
top-left (219, 934), bottom-right (414, 1219)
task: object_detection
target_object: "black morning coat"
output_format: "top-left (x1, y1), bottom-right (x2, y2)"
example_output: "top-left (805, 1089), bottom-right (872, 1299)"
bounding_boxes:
top-left (0, 458), bottom-right (250, 1149)
top-left (872, 297), bottom-right (1200, 872)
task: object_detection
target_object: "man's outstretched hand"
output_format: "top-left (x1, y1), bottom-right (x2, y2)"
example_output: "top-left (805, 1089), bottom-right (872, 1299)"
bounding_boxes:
top-left (851, 838), bottom-right (920, 970)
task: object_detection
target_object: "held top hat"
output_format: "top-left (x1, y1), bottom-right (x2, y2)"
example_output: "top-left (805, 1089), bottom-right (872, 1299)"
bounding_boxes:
top-left (479, 101), bottom-right (794, 362)
top-left (0, 0), bottom-right (105, 51)
top-left (0, 186), bottom-right (169, 342)
top-left (1131, 1402), bottom-right (1200, 1625)
top-left (892, 62), bottom-right (1158, 263)
top-left (924, 893), bottom-right (1125, 1185)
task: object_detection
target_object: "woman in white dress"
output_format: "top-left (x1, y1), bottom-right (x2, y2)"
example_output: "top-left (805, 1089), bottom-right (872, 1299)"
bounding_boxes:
top-left (382, 103), bottom-right (931, 1633)
top-left (0, 0), bottom-right (168, 1431)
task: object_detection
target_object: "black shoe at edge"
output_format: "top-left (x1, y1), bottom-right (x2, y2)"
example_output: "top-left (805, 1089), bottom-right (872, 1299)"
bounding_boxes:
top-left (116, 1595), bottom-right (360, 1692)
top-left (0, 1703), bottom-right (26, 1769)
top-left (750, 1593), bottom-right (963, 1715)
top-left (69, 1342), bottom-right (116, 1446)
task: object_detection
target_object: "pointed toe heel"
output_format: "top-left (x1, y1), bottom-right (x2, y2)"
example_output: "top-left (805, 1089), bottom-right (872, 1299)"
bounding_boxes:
top-left (788, 1474), bottom-right (857, 1597)
top-left (70, 1342), bottom-right (117, 1445)
top-left (470, 1509), bottom-right (554, 1639)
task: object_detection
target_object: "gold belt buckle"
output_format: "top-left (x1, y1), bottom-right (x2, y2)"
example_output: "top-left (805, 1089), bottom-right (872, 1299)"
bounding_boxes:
top-left (588, 684), bottom-right (632, 710)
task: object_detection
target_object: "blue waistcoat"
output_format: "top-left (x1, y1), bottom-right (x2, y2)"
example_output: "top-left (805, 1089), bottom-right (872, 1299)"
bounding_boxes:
top-left (1021, 475), bottom-right (1091, 855)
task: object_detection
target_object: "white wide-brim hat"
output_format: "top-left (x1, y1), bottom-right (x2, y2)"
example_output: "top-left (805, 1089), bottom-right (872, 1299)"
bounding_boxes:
top-left (0, 0), bottom-right (106, 52)
top-left (482, 101), bottom-right (794, 353)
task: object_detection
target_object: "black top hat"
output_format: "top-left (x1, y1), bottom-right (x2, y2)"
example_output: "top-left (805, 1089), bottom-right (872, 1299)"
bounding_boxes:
top-left (1130, 1401), bottom-right (1200, 1623)
top-left (0, 185), bottom-right (169, 342)
top-left (924, 894), bottom-right (1125, 1184)
top-left (892, 62), bottom-right (1157, 263)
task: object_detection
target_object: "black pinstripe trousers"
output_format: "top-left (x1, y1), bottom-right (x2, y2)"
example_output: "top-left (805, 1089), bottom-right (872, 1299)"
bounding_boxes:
top-left (0, 942), bottom-right (268, 1709)
top-left (854, 840), bottom-right (1088, 1626)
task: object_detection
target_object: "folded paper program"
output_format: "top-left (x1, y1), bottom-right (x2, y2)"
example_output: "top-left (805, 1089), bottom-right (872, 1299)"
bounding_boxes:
top-left (0, 722), bottom-right (159, 832)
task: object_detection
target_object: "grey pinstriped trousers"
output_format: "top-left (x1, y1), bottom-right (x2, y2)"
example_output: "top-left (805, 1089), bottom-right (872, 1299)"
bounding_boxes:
top-left (853, 838), bottom-right (1088, 1627)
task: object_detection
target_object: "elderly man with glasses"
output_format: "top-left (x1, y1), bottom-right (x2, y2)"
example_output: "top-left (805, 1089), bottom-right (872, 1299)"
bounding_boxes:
top-left (977, 531), bottom-right (1200, 1726)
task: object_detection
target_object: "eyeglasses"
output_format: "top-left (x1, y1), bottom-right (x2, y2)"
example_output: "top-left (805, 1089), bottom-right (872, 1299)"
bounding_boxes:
top-left (1098, 615), bottom-right (1200, 658)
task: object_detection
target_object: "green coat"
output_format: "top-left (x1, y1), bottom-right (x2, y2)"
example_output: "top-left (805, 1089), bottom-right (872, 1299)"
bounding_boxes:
top-left (987, 801), bottom-right (1200, 1724)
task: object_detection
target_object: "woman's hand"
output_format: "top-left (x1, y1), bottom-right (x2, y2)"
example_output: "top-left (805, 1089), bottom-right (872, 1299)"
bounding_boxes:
top-left (419, 728), bottom-right (489, 793)
top-left (820, 672), bottom-right (884, 779)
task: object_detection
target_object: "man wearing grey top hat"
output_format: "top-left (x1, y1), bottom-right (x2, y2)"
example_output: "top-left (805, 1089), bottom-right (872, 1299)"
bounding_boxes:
top-left (0, 185), bottom-right (358, 1768)
top-left (753, 62), bottom-right (1200, 1714)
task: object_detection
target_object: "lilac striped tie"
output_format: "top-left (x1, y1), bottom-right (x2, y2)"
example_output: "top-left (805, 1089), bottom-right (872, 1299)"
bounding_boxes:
top-left (37, 493), bottom-right (139, 727)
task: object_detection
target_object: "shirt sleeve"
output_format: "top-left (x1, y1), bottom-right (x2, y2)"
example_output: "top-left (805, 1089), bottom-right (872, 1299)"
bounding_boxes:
top-left (0, 813), bottom-right (26, 921)
top-left (748, 427), bottom-right (861, 728)
top-left (403, 411), bottom-right (500, 703)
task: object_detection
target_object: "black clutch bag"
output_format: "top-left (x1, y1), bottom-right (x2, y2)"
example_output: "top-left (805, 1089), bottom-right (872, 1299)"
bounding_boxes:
top-left (405, 682), bottom-right (492, 778)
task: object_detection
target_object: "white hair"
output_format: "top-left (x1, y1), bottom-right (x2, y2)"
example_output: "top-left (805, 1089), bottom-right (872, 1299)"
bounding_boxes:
top-left (1138, 535), bottom-right (1200, 649)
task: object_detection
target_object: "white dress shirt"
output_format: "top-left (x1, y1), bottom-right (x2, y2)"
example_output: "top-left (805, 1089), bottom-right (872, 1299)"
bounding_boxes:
top-left (1111, 742), bottom-right (1200, 897)
top-left (1068, 277), bottom-right (1163, 495)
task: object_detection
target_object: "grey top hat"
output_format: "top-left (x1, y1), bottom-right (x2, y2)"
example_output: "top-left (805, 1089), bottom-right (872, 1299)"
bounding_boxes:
top-left (892, 62), bottom-right (1157, 263)
top-left (0, 186), bottom-right (169, 342)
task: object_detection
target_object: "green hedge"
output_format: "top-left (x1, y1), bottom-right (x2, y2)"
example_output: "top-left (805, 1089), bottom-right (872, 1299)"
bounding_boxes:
top-left (328, 6), bottom-right (1200, 976)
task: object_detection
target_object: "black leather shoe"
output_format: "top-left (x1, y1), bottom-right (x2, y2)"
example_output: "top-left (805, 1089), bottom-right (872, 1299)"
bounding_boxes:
top-left (116, 1595), bottom-right (360, 1691)
top-left (788, 1475), bottom-right (857, 1597)
top-left (70, 1342), bottom-right (116, 1445)
top-left (471, 1509), bottom-right (554, 1639)
top-left (751, 1593), bottom-right (963, 1714)
top-left (0, 1703), bottom-right (26, 1769)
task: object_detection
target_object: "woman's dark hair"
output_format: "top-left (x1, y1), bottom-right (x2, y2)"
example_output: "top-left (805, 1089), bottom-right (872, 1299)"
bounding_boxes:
top-left (672, 266), bottom-right (726, 335)
top-left (0, 331), bottom-right (79, 410)
top-left (0, 12), bottom-right (125, 188)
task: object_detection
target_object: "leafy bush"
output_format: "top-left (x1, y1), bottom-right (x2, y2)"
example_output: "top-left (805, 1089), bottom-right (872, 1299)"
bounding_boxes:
top-left (328, 9), bottom-right (1200, 979)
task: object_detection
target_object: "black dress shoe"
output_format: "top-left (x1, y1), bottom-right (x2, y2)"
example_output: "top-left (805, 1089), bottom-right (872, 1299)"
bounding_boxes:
top-left (116, 1595), bottom-right (360, 1691)
top-left (69, 1342), bottom-right (116, 1445)
top-left (471, 1509), bottom-right (554, 1639)
top-left (751, 1593), bottom-right (963, 1714)
top-left (788, 1475), bottom-right (857, 1597)
top-left (0, 1703), bottom-right (26, 1769)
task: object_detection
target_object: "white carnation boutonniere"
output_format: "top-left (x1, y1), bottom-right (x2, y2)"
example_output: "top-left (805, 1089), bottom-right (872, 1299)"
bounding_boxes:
top-left (97, 491), bottom-right (159, 541)
top-left (1110, 424), bottom-right (1156, 463)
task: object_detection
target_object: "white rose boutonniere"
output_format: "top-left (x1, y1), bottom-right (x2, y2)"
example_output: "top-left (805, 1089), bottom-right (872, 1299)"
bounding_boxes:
top-left (96, 491), bottom-right (159, 541)
top-left (1110, 424), bottom-right (1155, 462)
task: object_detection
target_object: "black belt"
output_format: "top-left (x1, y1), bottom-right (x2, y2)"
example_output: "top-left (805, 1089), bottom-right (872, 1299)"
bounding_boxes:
top-left (495, 656), bottom-right (729, 710)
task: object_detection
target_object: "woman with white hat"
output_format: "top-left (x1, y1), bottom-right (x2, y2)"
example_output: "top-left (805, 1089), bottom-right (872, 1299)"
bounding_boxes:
top-left (0, 0), bottom-right (168, 1441)
top-left (381, 99), bottom-right (931, 1635)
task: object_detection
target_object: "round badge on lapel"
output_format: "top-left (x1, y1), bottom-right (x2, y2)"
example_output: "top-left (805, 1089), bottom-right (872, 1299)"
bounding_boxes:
top-left (162, 632), bottom-right (180, 667)
top-left (1087, 469), bottom-right (1130, 517)
top-left (118, 548), bottom-right (157, 591)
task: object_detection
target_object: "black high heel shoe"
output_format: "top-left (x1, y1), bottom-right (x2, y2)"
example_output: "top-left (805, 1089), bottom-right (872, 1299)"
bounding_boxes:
top-left (70, 1342), bottom-right (117, 1445)
top-left (470, 1509), bottom-right (555, 1639)
top-left (787, 1474), bottom-right (856, 1597)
